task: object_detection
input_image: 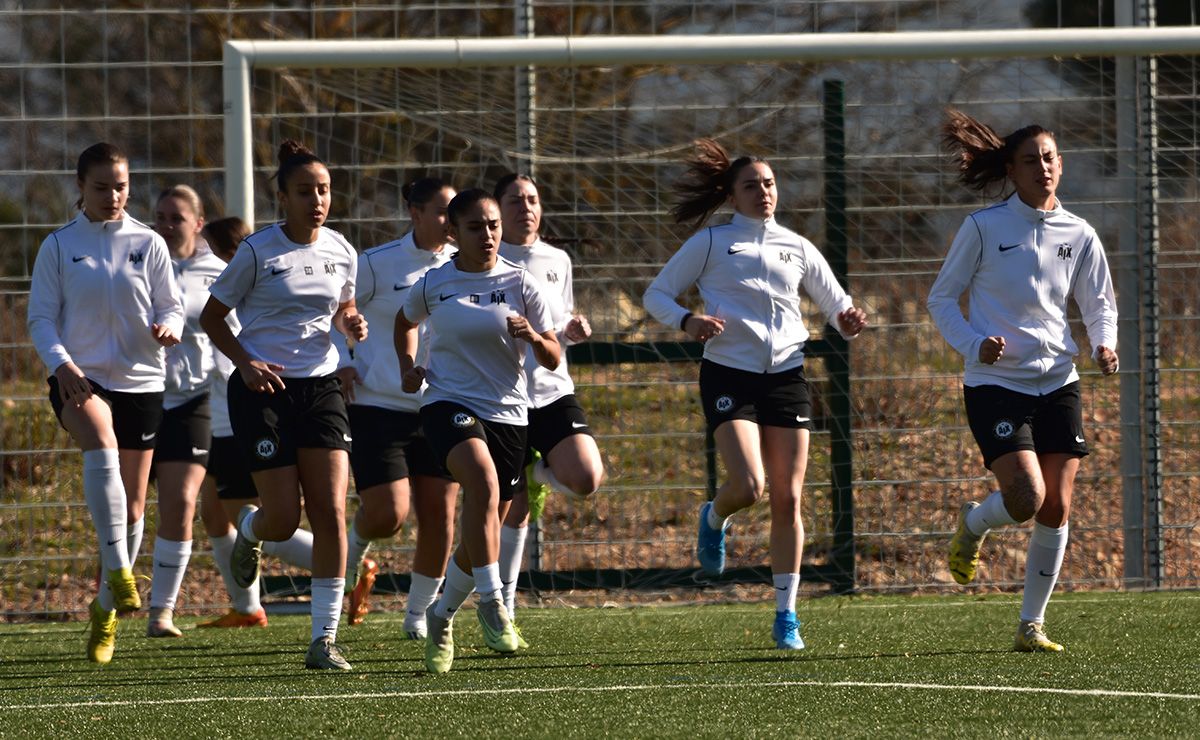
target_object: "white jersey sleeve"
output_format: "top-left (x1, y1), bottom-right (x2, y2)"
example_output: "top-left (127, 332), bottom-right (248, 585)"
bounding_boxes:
top-left (403, 273), bottom-right (432, 325)
top-left (643, 229), bottom-right (712, 331)
top-left (206, 238), bottom-right (257, 311)
top-left (148, 237), bottom-right (185, 338)
top-left (927, 216), bottom-right (986, 362)
top-left (27, 233), bottom-right (71, 372)
top-left (521, 271), bottom-right (554, 336)
top-left (798, 239), bottom-right (854, 338)
top-left (1073, 232), bottom-right (1118, 358)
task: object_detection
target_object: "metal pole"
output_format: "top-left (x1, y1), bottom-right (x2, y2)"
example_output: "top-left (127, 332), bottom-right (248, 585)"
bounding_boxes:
top-left (222, 42), bottom-right (254, 227)
top-left (823, 79), bottom-right (855, 594)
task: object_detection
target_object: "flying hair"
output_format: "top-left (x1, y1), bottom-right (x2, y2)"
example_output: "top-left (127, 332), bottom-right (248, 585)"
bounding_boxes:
top-left (670, 138), bottom-right (765, 230)
top-left (942, 108), bottom-right (1056, 195)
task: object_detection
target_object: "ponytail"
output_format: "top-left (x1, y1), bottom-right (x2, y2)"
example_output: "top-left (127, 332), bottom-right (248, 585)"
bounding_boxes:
top-left (670, 138), bottom-right (764, 230)
top-left (942, 108), bottom-right (1056, 195)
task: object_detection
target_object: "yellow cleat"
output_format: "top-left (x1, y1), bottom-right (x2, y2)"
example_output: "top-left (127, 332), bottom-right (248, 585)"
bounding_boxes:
top-left (476, 599), bottom-right (519, 654)
top-left (108, 566), bottom-right (141, 614)
top-left (86, 599), bottom-right (117, 664)
top-left (512, 621), bottom-right (530, 650)
top-left (1014, 620), bottom-right (1064, 652)
top-left (424, 605), bottom-right (454, 674)
top-left (948, 502), bottom-right (986, 585)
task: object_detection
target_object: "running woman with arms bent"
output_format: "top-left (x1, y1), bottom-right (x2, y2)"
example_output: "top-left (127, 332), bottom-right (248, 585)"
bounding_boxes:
top-left (929, 109), bottom-right (1118, 652)
top-left (644, 138), bottom-right (866, 651)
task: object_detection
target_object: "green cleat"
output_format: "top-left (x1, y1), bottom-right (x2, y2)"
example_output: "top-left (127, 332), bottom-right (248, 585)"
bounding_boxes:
top-left (948, 501), bottom-right (986, 585)
top-left (512, 621), bottom-right (530, 650)
top-left (476, 598), bottom-right (519, 654)
top-left (526, 450), bottom-right (551, 522)
top-left (230, 505), bottom-right (262, 589)
top-left (107, 566), bottom-right (141, 614)
top-left (1014, 620), bottom-right (1064, 653)
top-left (305, 636), bottom-right (352, 670)
top-left (424, 605), bottom-right (454, 673)
top-left (86, 598), bottom-right (117, 664)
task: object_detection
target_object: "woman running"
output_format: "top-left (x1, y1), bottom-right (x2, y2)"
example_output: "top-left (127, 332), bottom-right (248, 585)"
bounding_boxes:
top-left (195, 217), bottom-right (314, 629)
top-left (200, 140), bottom-right (366, 670)
top-left (27, 142), bottom-right (183, 663)
top-left (494, 173), bottom-right (604, 643)
top-left (339, 177), bottom-right (459, 636)
top-left (929, 109), bottom-right (1118, 652)
top-left (643, 138), bottom-right (867, 650)
top-left (395, 188), bottom-right (558, 673)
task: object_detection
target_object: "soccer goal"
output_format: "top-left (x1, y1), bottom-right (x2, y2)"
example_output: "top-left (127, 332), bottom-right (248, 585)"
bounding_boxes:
top-left (221, 24), bottom-right (1200, 601)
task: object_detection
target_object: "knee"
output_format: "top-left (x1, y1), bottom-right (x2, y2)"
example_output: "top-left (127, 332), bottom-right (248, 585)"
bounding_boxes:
top-left (1003, 474), bottom-right (1044, 523)
top-left (257, 508), bottom-right (302, 541)
top-left (562, 464), bottom-right (604, 499)
top-left (357, 495), bottom-right (405, 538)
top-left (725, 471), bottom-right (766, 508)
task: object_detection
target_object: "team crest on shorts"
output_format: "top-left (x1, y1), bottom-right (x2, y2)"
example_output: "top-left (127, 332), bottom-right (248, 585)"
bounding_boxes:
top-left (993, 419), bottom-right (1015, 440)
top-left (715, 395), bottom-right (734, 413)
top-left (452, 412), bottom-right (474, 428)
top-left (255, 437), bottom-right (277, 459)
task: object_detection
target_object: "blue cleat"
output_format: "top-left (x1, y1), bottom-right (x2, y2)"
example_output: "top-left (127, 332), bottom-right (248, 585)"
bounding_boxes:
top-left (696, 501), bottom-right (726, 576)
top-left (772, 610), bottom-right (805, 650)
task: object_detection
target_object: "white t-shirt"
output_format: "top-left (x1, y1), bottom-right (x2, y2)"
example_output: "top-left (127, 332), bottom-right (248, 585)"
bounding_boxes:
top-left (643, 211), bottom-right (854, 374)
top-left (27, 211), bottom-right (184, 392)
top-left (164, 247), bottom-right (227, 409)
top-left (207, 223), bottom-right (357, 379)
top-left (927, 193), bottom-right (1118, 395)
top-left (209, 310), bottom-right (240, 438)
top-left (498, 238), bottom-right (577, 407)
top-left (345, 232), bottom-right (452, 413)
top-left (403, 256), bottom-right (554, 424)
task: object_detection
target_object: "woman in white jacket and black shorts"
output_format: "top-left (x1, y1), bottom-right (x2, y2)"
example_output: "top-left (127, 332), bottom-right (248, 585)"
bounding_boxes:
top-left (929, 109), bottom-right (1118, 653)
top-left (643, 138), bottom-right (867, 651)
top-left (27, 142), bottom-right (183, 664)
top-left (395, 188), bottom-right (559, 673)
top-left (338, 176), bottom-right (459, 636)
top-left (200, 140), bottom-right (367, 670)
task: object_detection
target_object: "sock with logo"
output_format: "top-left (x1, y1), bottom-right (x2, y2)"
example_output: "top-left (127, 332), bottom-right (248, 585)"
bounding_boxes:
top-left (1020, 521), bottom-right (1069, 624)
top-left (499, 524), bottom-right (527, 617)
top-left (405, 572), bottom-right (444, 623)
top-left (966, 489), bottom-right (1020, 536)
top-left (82, 448), bottom-right (129, 572)
top-left (98, 515), bottom-right (147, 610)
top-left (433, 559), bottom-right (475, 620)
top-left (773, 572), bottom-right (800, 614)
top-left (150, 538), bottom-right (192, 610)
top-left (310, 577), bottom-right (345, 644)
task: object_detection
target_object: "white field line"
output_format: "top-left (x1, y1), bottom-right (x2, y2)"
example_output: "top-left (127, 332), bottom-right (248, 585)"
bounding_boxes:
top-left (4, 679), bottom-right (1200, 712)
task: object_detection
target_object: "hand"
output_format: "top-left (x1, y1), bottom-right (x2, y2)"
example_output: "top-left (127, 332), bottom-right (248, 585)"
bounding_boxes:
top-left (334, 366), bottom-right (360, 403)
top-left (836, 307), bottom-right (867, 337)
top-left (507, 314), bottom-right (538, 343)
top-left (684, 314), bottom-right (725, 343)
top-left (1095, 345), bottom-right (1119, 376)
top-left (238, 359), bottom-right (286, 394)
top-left (564, 314), bottom-right (592, 343)
top-left (151, 323), bottom-right (181, 347)
top-left (54, 362), bottom-right (93, 408)
top-left (342, 312), bottom-right (368, 343)
top-left (978, 336), bottom-right (1005, 364)
top-left (402, 365), bottom-right (426, 394)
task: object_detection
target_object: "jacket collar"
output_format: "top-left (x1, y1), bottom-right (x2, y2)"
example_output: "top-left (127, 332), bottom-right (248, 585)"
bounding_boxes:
top-left (1006, 192), bottom-right (1061, 223)
top-left (730, 211), bottom-right (775, 230)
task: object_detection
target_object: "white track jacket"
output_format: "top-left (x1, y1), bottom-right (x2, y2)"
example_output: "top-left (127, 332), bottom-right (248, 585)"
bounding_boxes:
top-left (27, 212), bottom-right (184, 392)
top-left (643, 212), bottom-right (854, 374)
top-left (164, 247), bottom-right (227, 409)
top-left (927, 194), bottom-right (1118, 395)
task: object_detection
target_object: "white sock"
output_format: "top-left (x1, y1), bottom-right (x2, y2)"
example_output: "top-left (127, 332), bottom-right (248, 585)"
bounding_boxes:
top-left (434, 559), bottom-right (475, 620)
top-left (534, 457), bottom-right (571, 496)
top-left (1020, 522), bottom-right (1069, 624)
top-left (499, 525), bottom-right (527, 617)
top-left (773, 572), bottom-right (800, 614)
top-left (82, 449), bottom-right (129, 572)
top-left (966, 490), bottom-right (1019, 536)
top-left (344, 521), bottom-right (372, 583)
top-left (98, 516), bottom-right (146, 610)
top-left (210, 530), bottom-right (260, 613)
top-left (262, 528), bottom-right (313, 570)
top-left (405, 572), bottom-right (444, 624)
top-left (706, 504), bottom-right (728, 532)
top-left (310, 577), bottom-right (345, 643)
top-left (238, 509), bottom-right (260, 543)
top-left (473, 563), bottom-right (503, 602)
top-left (150, 538), bottom-right (192, 610)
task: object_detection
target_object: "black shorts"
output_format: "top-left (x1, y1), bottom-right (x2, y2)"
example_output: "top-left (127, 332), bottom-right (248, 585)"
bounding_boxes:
top-left (209, 435), bottom-right (257, 500)
top-left (348, 404), bottom-right (451, 490)
top-left (698, 359), bottom-right (814, 433)
top-left (528, 394), bottom-right (593, 457)
top-left (154, 393), bottom-right (212, 466)
top-left (963, 381), bottom-right (1088, 469)
top-left (421, 401), bottom-right (526, 502)
top-left (47, 376), bottom-right (164, 450)
top-left (227, 373), bottom-right (351, 472)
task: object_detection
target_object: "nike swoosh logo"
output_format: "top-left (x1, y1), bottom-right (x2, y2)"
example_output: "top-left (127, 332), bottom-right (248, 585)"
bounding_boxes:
top-left (191, 447), bottom-right (208, 457)
top-left (141, 432), bottom-right (156, 441)
top-left (343, 433), bottom-right (353, 442)
top-left (998, 244), bottom-right (1021, 252)
top-left (271, 267), bottom-right (291, 275)
top-left (394, 283), bottom-right (415, 291)
top-left (774, 585), bottom-right (788, 591)
top-left (1074, 435), bottom-right (1085, 443)
top-left (1038, 570), bottom-right (1058, 577)
top-left (72, 256), bottom-right (87, 263)
top-left (795, 416), bottom-right (810, 423)
top-left (727, 247), bottom-right (747, 254)
top-left (510, 477), bottom-right (521, 486)
top-left (107, 539), bottom-right (122, 546)
top-left (439, 293), bottom-right (457, 301)
top-left (155, 562), bottom-right (182, 569)
top-left (571, 421), bottom-right (587, 429)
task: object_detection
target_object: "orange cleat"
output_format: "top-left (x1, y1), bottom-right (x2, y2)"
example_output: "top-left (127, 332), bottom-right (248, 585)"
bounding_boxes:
top-left (348, 558), bottom-right (380, 626)
top-left (198, 607), bottom-right (268, 629)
